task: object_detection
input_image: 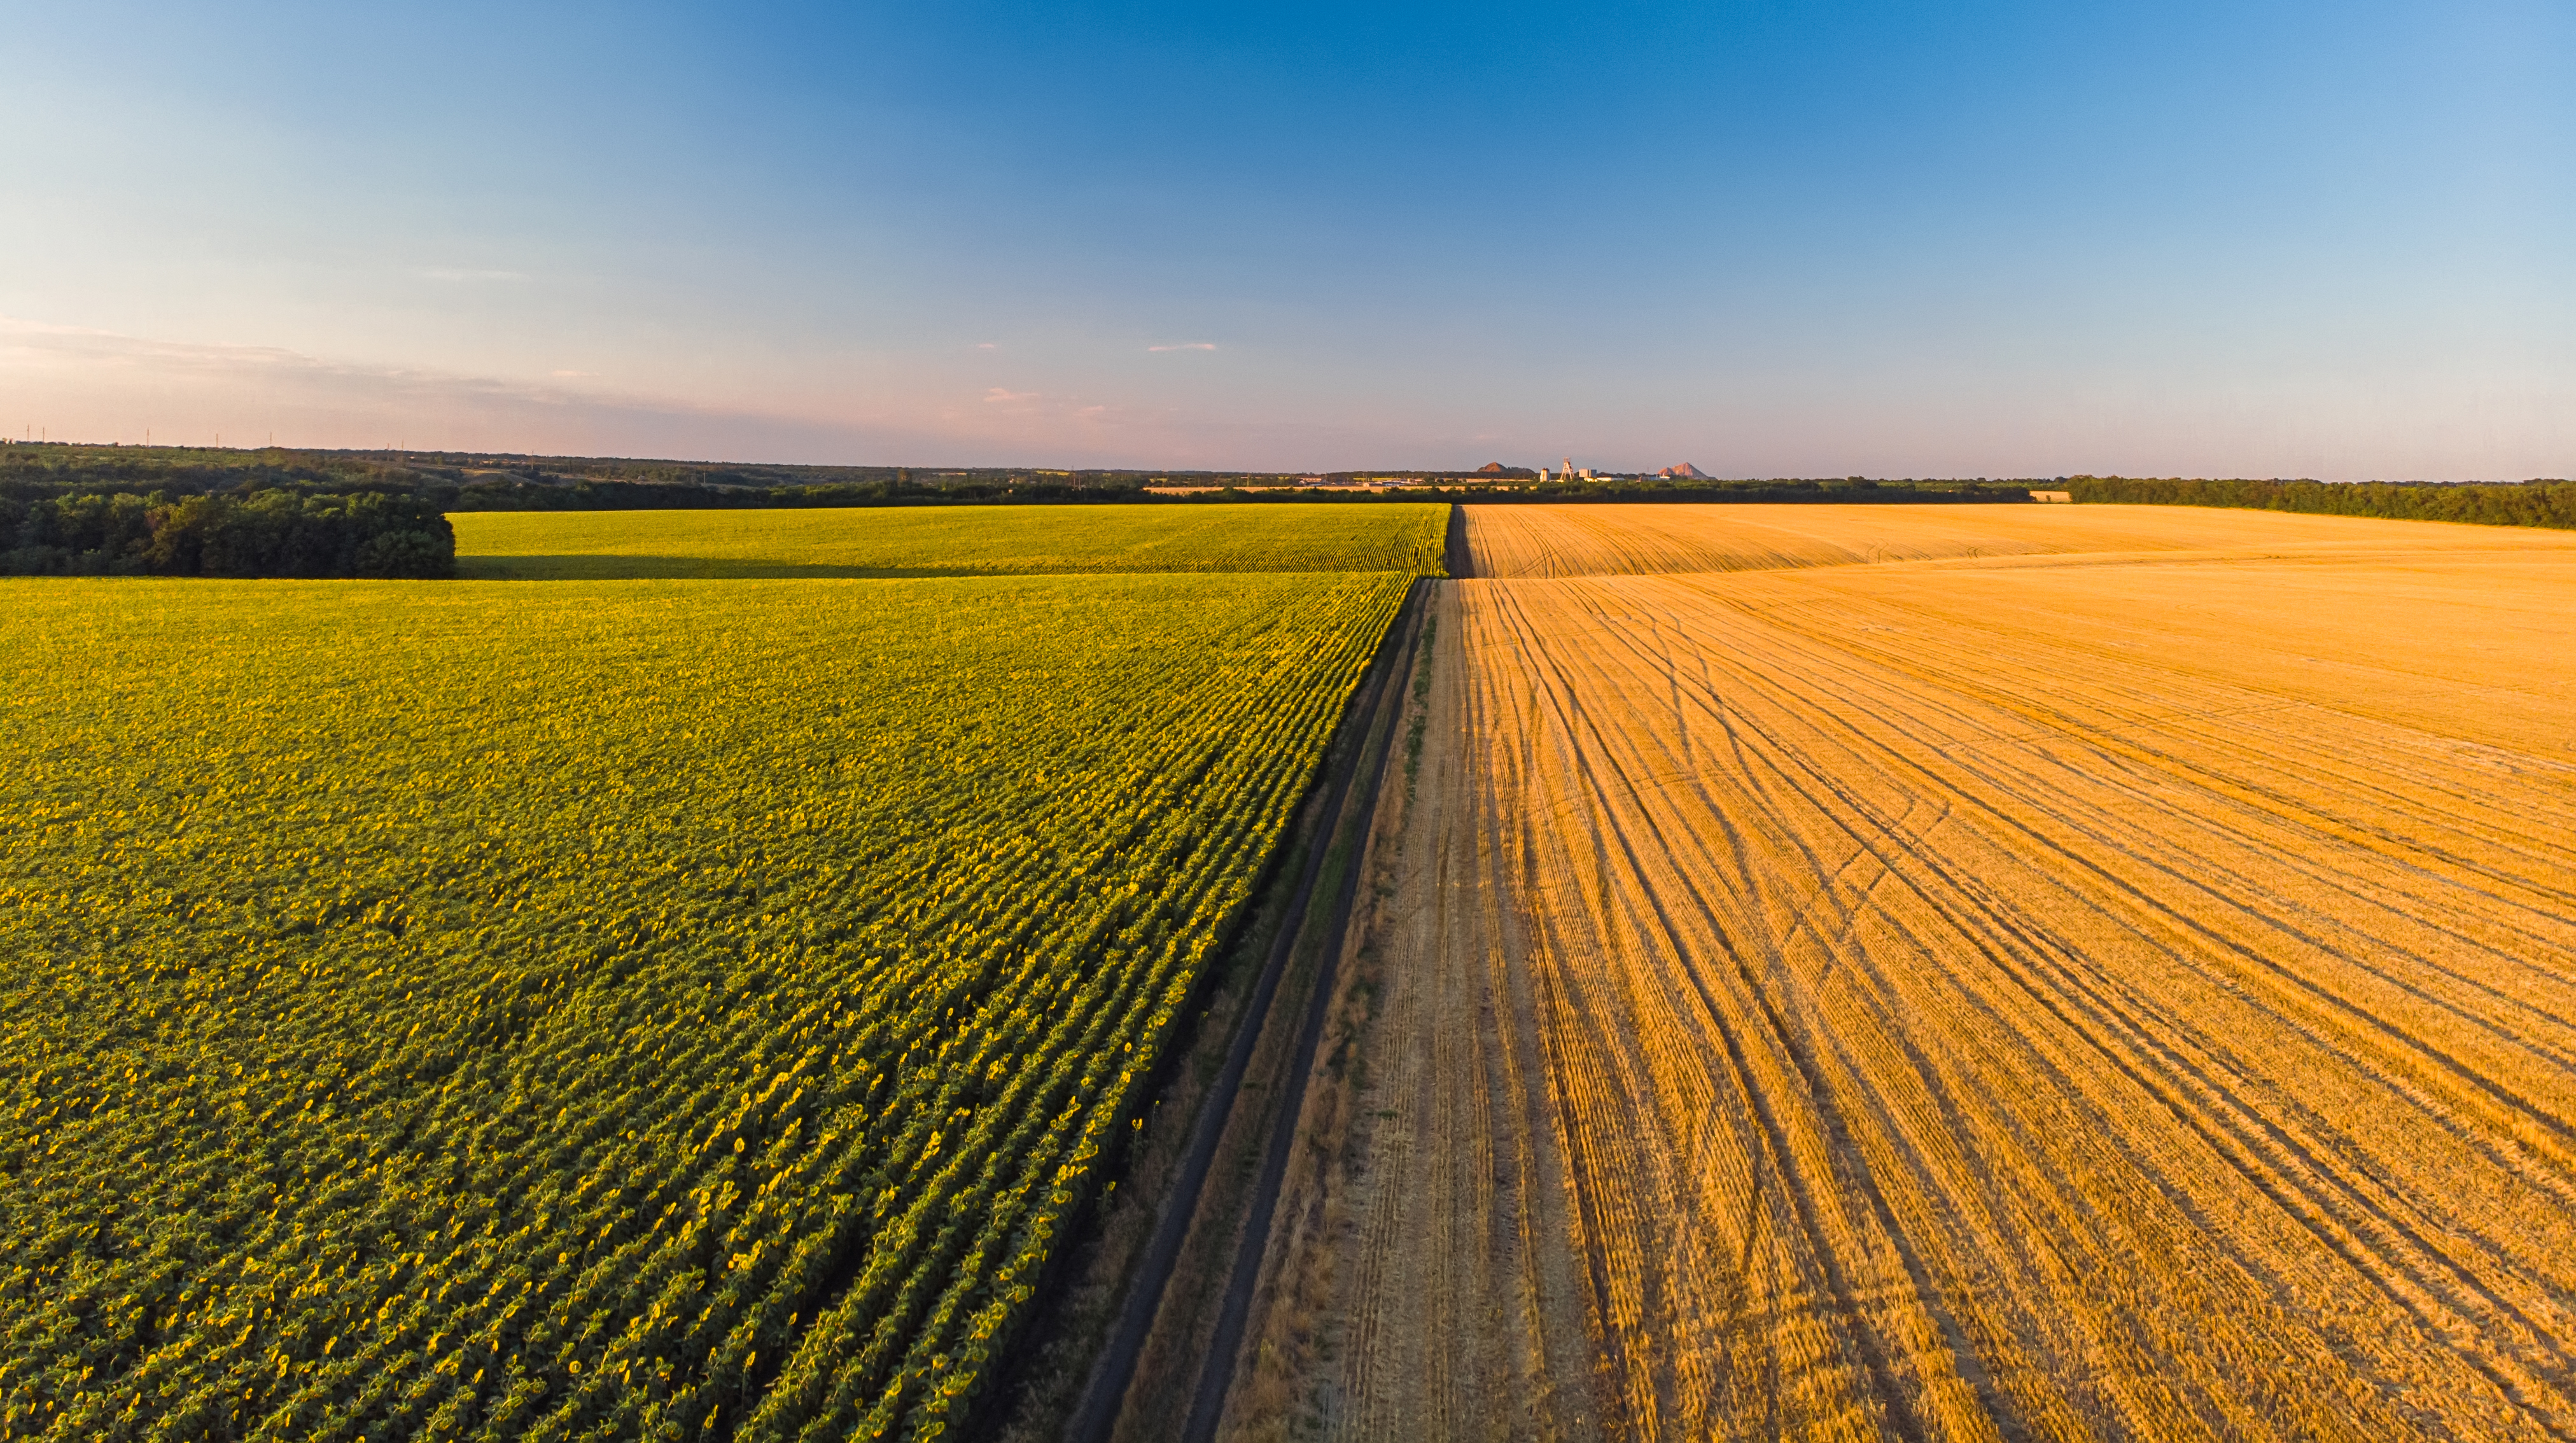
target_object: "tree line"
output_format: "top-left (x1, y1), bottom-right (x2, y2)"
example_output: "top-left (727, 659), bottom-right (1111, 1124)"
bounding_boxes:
top-left (1, 489), bottom-right (455, 577)
top-left (2066, 476), bottom-right (2576, 530)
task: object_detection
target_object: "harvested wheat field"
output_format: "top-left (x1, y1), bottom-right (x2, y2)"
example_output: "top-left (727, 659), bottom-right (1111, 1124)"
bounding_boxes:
top-left (1237, 505), bottom-right (2576, 1442)
top-left (1460, 499), bottom-right (2576, 579)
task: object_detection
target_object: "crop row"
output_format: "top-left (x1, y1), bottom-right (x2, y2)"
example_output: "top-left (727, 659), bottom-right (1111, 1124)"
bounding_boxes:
top-left (0, 571), bottom-right (1411, 1440)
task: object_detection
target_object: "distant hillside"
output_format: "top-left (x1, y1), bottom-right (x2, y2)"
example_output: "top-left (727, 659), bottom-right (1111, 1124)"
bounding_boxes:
top-left (0, 443), bottom-right (1200, 508)
top-left (1, 440), bottom-right (2046, 515)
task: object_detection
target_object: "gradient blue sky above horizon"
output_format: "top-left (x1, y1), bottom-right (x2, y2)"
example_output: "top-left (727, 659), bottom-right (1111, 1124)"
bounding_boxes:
top-left (3, 1), bottom-right (2568, 477)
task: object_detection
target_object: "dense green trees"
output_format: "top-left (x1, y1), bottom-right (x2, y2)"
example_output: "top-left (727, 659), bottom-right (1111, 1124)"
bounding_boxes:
top-left (2067, 475), bottom-right (2576, 530)
top-left (0, 491), bottom-right (454, 578)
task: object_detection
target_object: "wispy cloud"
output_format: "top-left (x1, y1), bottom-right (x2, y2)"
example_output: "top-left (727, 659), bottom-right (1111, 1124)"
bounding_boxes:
top-left (973, 342), bottom-right (999, 350)
top-left (0, 316), bottom-right (1457, 469)
top-left (1148, 342), bottom-right (1217, 352)
top-left (418, 267), bottom-right (529, 282)
top-left (0, 316), bottom-right (965, 459)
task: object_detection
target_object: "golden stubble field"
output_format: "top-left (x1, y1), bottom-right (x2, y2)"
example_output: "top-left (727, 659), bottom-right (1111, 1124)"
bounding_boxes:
top-left (1250, 505), bottom-right (2576, 1441)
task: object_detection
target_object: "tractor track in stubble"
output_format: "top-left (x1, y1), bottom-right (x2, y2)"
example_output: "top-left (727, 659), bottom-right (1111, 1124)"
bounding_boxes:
top-left (1529, 571), bottom-right (2576, 1435)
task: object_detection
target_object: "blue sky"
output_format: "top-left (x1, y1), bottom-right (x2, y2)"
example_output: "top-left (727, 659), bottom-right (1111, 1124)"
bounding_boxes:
top-left (3, 1), bottom-right (2568, 475)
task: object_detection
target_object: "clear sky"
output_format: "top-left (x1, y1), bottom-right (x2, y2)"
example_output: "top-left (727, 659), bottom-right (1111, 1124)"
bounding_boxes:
top-left (3, 1), bottom-right (2568, 476)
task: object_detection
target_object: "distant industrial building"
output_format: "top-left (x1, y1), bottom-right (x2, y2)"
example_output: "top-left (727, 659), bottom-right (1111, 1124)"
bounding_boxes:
top-left (1527, 459), bottom-right (1711, 482)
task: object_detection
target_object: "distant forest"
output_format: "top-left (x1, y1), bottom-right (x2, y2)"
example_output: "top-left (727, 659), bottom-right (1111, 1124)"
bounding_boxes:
top-left (2067, 475), bottom-right (2576, 531)
top-left (0, 442), bottom-right (2038, 511)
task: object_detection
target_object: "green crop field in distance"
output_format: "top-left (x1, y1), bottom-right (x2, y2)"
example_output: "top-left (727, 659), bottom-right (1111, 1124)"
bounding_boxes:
top-left (450, 503), bottom-right (1448, 579)
top-left (0, 571), bottom-right (1410, 1440)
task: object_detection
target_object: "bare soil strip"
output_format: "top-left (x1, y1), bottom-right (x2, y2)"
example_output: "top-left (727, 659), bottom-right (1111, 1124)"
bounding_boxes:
top-left (1251, 506), bottom-right (2576, 1441)
top-left (1445, 504), bottom-right (1474, 580)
